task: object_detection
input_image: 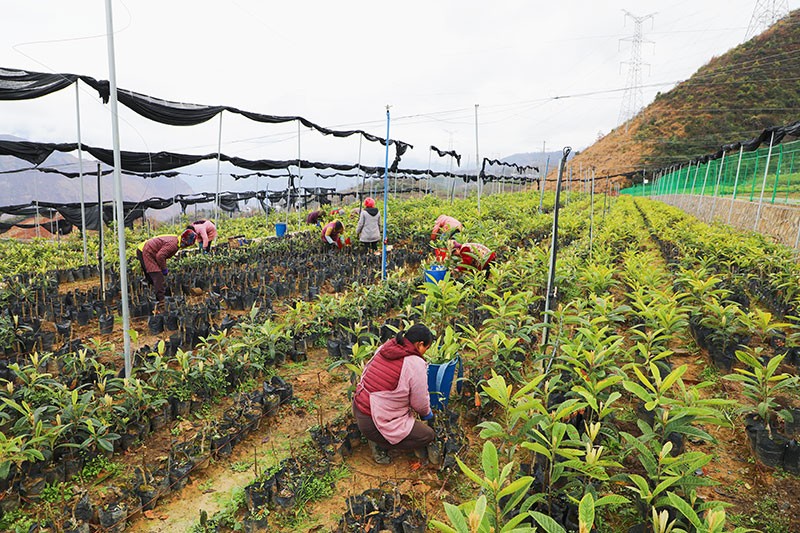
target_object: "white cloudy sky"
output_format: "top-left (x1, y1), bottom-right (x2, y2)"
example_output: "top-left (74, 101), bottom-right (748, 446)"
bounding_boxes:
top-left (2, 0), bottom-right (797, 177)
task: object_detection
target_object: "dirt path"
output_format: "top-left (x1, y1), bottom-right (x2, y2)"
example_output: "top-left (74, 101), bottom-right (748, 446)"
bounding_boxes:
top-left (127, 348), bottom-right (347, 533)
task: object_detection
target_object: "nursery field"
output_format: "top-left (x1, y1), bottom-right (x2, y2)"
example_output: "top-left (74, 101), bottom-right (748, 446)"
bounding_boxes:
top-left (3, 190), bottom-right (800, 532)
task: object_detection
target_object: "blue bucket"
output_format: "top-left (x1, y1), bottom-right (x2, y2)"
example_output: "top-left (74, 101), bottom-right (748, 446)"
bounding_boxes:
top-left (275, 222), bottom-right (287, 237)
top-left (427, 356), bottom-right (463, 410)
top-left (424, 265), bottom-right (447, 283)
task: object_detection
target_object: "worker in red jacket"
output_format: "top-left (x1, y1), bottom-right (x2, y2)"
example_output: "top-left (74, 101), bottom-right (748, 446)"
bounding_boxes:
top-left (451, 240), bottom-right (496, 272)
top-left (136, 228), bottom-right (197, 304)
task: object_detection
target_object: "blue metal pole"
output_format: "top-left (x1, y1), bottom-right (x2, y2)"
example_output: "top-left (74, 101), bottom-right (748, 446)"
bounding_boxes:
top-left (381, 107), bottom-right (391, 280)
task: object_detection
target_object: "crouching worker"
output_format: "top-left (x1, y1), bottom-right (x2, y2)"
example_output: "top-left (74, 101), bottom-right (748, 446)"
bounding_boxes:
top-left (353, 324), bottom-right (436, 464)
top-left (321, 219), bottom-right (348, 249)
top-left (137, 228), bottom-right (197, 305)
top-left (451, 240), bottom-right (496, 273)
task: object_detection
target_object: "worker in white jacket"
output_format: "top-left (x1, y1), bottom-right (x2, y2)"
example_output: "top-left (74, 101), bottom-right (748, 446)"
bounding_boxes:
top-left (356, 197), bottom-right (382, 251)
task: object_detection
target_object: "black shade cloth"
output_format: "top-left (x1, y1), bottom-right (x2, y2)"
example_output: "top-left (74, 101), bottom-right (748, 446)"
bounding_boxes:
top-left (0, 68), bottom-right (107, 102)
top-left (430, 146), bottom-right (462, 166)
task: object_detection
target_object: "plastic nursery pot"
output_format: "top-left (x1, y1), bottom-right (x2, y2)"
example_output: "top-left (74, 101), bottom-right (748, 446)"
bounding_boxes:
top-left (148, 314), bottom-right (165, 335)
top-left (97, 503), bottom-right (127, 533)
top-left (98, 314), bottom-right (114, 334)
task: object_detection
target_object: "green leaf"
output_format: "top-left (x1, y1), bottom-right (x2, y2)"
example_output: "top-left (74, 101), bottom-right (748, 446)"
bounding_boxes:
top-left (578, 493), bottom-right (595, 533)
top-left (481, 441), bottom-right (500, 481)
top-left (530, 511), bottom-right (568, 533)
top-left (666, 492), bottom-right (702, 528)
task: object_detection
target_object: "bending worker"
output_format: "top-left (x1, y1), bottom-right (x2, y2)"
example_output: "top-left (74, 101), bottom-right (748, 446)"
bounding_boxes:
top-left (431, 214), bottom-right (463, 241)
top-left (353, 324), bottom-right (436, 464)
top-left (190, 219), bottom-right (217, 253)
top-left (451, 240), bottom-right (496, 272)
top-left (321, 219), bottom-right (347, 249)
top-left (137, 228), bottom-right (197, 304)
top-left (306, 209), bottom-right (325, 227)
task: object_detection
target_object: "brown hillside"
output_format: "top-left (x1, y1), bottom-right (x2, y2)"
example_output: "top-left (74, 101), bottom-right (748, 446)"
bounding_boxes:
top-left (567, 9), bottom-right (800, 192)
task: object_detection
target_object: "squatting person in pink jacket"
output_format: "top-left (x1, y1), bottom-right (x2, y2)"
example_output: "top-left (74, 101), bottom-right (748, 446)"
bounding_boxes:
top-left (190, 219), bottom-right (217, 253)
top-left (353, 324), bottom-right (435, 464)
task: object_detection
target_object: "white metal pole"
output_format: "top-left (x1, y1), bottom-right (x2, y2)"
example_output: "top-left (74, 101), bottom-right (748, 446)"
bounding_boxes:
top-left (728, 146), bottom-right (744, 225)
top-left (34, 173), bottom-right (40, 238)
top-left (710, 151), bottom-right (726, 220)
top-left (104, 0), bottom-right (132, 378)
top-left (754, 131), bottom-right (776, 231)
top-left (475, 104), bottom-right (481, 215)
top-left (75, 83), bottom-right (88, 265)
top-left (698, 162), bottom-right (712, 215)
top-left (426, 149), bottom-right (432, 195)
top-left (296, 121), bottom-right (302, 223)
top-left (589, 169), bottom-right (595, 259)
top-left (214, 112), bottom-right (223, 227)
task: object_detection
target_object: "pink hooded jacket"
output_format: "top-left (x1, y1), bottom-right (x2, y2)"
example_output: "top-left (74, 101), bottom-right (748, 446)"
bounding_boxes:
top-left (354, 339), bottom-right (431, 445)
top-left (431, 215), bottom-right (462, 239)
top-left (191, 220), bottom-right (217, 249)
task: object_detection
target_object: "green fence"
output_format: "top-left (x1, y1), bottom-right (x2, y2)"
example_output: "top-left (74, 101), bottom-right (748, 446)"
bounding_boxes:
top-left (621, 137), bottom-right (800, 204)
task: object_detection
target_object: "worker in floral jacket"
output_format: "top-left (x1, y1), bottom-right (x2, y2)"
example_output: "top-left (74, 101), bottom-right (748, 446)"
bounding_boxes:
top-left (321, 219), bottom-right (348, 249)
top-left (451, 240), bottom-right (496, 272)
top-left (137, 228), bottom-right (197, 304)
top-left (353, 324), bottom-right (436, 464)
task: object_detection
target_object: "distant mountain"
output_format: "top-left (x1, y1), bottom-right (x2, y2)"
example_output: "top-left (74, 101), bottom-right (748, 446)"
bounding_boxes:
top-left (0, 134), bottom-right (193, 219)
top-left (491, 151), bottom-right (570, 174)
top-left (569, 9), bottom-right (800, 191)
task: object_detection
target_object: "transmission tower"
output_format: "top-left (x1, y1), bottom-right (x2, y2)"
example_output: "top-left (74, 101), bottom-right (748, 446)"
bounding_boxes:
top-left (617, 10), bottom-right (655, 131)
top-left (744, 0), bottom-right (789, 41)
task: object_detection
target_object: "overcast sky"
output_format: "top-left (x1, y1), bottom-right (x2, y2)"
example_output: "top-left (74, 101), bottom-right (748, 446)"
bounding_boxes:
top-left (3, 0), bottom-right (797, 178)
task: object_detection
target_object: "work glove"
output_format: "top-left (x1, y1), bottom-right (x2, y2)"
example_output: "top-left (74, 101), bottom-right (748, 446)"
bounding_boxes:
top-left (162, 269), bottom-right (169, 276)
top-left (345, 237), bottom-right (351, 246)
top-left (421, 411), bottom-right (434, 421)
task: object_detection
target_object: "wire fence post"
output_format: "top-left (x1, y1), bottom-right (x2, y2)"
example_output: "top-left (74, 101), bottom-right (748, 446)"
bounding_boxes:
top-left (728, 146), bottom-right (744, 225)
top-left (710, 151), bottom-right (726, 220)
top-left (770, 143), bottom-right (784, 204)
top-left (754, 131), bottom-right (776, 231)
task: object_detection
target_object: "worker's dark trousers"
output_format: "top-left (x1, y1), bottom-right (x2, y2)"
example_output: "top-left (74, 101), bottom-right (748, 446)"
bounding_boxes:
top-left (352, 399), bottom-right (435, 451)
top-left (137, 249), bottom-right (166, 302)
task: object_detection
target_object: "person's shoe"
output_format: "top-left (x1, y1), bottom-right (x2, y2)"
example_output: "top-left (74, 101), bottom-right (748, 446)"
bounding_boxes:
top-left (369, 440), bottom-right (392, 464)
top-left (413, 446), bottom-right (429, 462)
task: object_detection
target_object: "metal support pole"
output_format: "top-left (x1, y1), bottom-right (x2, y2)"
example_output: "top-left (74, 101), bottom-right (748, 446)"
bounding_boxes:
top-left (711, 151), bottom-right (726, 220)
top-left (381, 107), bottom-right (390, 280)
top-left (213, 113), bottom-right (224, 228)
top-left (754, 131), bottom-right (776, 231)
top-left (728, 146), bottom-right (744, 225)
top-left (539, 156), bottom-right (550, 213)
top-left (475, 104), bottom-right (481, 215)
top-left (75, 83), bottom-right (88, 265)
top-left (295, 120), bottom-right (302, 224)
top-left (589, 169), bottom-right (595, 260)
top-left (97, 164), bottom-right (106, 299)
top-left (426, 148), bottom-right (432, 195)
top-left (699, 162), bottom-right (712, 215)
top-left (541, 146), bottom-right (571, 349)
top-left (104, 0), bottom-right (132, 377)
